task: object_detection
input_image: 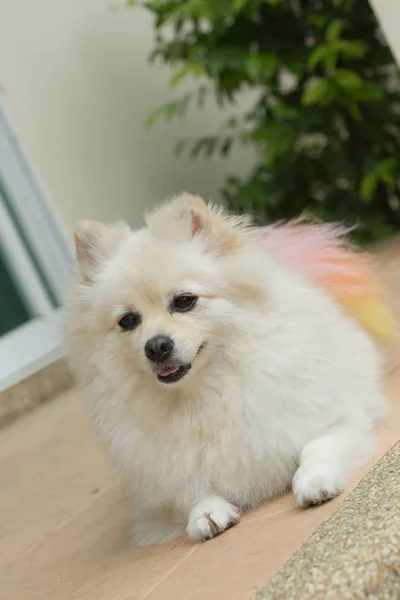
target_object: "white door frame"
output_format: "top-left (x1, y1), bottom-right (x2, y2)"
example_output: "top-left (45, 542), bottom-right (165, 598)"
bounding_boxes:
top-left (0, 101), bottom-right (74, 302)
top-left (0, 100), bottom-right (74, 392)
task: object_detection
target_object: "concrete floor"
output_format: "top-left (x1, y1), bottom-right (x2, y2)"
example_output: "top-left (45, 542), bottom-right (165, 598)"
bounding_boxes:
top-left (1, 239), bottom-right (400, 600)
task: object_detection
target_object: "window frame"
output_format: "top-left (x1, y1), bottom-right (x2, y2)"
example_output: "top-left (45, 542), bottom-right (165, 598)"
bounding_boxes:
top-left (0, 100), bottom-right (74, 392)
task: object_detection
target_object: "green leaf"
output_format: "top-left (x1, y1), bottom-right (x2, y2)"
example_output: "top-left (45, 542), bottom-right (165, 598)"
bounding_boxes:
top-left (334, 69), bottom-right (363, 89)
top-left (178, 0), bottom-right (215, 19)
top-left (244, 53), bottom-right (278, 79)
top-left (346, 82), bottom-right (384, 103)
top-left (169, 64), bottom-right (204, 87)
top-left (347, 101), bottom-right (362, 121)
top-left (307, 15), bottom-right (328, 29)
top-left (174, 138), bottom-right (188, 156)
top-left (360, 173), bottom-right (378, 203)
top-left (248, 127), bottom-right (268, 142)
top-left (372, 225), bottom-right (395, 240)
top-left (361, 158), bottom-right (398, 202)
top-left (326, 19), bottom-right (343, 43)
top-left (358, 83), bottom-right (383, 102)
top-left (271, 101), bottom-right (298, 120)
top-left (336, 40), bottom-right (368, 60)
top-left (190, 136), bottom-right (219, 158)
top-left (233, 0), bottom-right (249, 12)
top-left (196, 85), bottom-right (208, 109)
top-left (249, 123), bottom-right (295, 165)
top-left (221, 136), bottom-right (233, 156)
top-left (244, 56), bottom-right (261, 79)
top-left (224, 116), bottom-right (238, 129)
top-left (207, 47), bottom-right (247, 73)
top-left (169, 66), bottom-right (192, 88)
top-left (376, 157), bottom-right (397, 173)
top-left (376, 157), bottom-right (398, 185)
top-left (308, 45), bottom-right (329, 70)
top-left (301, 78), bottom-right (335, 106)
top-left (145, 97), bottom-right (190, 128)
top-left (226, 175), bottom-right (241, 188)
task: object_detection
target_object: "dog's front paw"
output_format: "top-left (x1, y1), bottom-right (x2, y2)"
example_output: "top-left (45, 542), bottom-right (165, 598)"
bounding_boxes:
top-left (293, 461), bottom-right (345, 507)
top-left (187, 497), bottom-right (240, 542)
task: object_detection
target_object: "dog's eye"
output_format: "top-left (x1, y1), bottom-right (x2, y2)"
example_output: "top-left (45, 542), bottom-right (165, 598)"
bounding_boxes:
top-left (172, 295), bottom-right (198, 312)
top-left (118, 312), bottom-right (141, 331)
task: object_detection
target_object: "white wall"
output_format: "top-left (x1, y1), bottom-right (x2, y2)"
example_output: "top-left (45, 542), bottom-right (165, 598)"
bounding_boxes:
top-left (0, 0), bottom-right (255, 232)
top-left (370, 0), bottom-right (400, 66)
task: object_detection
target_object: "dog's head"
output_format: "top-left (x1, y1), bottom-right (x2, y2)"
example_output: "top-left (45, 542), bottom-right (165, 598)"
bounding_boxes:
top-left (70, 194), bottom-right (266, 389)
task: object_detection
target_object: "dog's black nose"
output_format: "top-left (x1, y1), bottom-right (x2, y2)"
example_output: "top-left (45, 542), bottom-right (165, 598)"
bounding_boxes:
top-left (145, 335), bottom-right (174, 362)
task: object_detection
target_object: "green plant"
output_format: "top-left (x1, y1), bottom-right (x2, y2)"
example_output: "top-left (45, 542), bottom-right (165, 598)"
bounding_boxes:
top-left (130, 0), bottom-right (400, 243)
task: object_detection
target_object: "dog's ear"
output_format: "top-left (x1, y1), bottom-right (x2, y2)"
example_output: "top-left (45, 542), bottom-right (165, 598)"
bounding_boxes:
top-left (146, 193), bottom-right (212, 241)
top-left (74, 220), bottom-right (131, 283)
top-left (147, 193), bottom-right (249, 255)
top-left (179, 193), bottom-right (212, 237)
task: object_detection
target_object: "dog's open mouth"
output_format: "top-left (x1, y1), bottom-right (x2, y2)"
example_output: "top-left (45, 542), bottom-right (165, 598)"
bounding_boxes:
top-left (156, 364), bottom-right (191, 384)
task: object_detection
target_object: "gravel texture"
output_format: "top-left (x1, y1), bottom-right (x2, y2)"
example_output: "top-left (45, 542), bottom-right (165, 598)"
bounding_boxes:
top-left (256, 441), bottom-right (400, 600)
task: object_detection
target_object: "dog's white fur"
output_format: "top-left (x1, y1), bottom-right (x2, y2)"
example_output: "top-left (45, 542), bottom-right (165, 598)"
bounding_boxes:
top-left (67, 194), bottom-right (387, 545)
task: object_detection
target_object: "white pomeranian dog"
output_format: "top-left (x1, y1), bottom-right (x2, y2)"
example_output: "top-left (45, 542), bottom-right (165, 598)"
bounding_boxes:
top-left (67, 193), bottom-right (387, 546)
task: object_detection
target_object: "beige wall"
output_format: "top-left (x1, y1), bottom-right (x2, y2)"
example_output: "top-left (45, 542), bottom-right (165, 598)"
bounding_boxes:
top-left (370, 0), bottom-right (400, 66)
top-left (0, 0), bottom-right (255, 232)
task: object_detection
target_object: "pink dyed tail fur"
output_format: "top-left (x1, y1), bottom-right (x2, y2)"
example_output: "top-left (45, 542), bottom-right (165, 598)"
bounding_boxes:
top-left (255, 220), bottom-right (395, 341)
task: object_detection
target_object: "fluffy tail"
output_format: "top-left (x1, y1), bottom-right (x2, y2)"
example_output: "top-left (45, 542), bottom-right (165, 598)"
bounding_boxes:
top-left (256, 220), bottom-right (395, 342)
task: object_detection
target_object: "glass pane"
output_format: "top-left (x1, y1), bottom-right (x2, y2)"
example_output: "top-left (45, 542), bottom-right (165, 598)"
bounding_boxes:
top-left (0, 178), bottom-right (59, 309)
top-left (0, 246), bottom-right (31, 337)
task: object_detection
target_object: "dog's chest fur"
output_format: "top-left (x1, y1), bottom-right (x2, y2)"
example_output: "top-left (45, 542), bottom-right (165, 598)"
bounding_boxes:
top-left (87, 358), bottom-right (331, 513)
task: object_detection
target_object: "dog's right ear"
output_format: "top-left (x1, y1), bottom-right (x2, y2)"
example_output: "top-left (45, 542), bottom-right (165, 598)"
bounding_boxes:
top-left (74, 220), bottom-right (130, 283)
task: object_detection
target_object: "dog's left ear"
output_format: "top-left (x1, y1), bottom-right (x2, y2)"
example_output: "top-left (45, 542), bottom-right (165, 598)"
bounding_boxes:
top-left (181, 193), bottom-right (212, 237)
top-left (146, 193), bottom-right (212, 241)
top-left (147, 193), bottom-right (248, 254)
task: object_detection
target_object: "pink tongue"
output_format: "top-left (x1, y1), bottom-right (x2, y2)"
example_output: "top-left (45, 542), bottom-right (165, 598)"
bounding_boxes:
top-left (158, 365), bottom-right (180, 377)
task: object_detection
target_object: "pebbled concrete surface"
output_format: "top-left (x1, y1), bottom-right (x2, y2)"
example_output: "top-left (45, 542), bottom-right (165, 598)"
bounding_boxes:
top-left (256, 441), bottom-right (400, 600)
